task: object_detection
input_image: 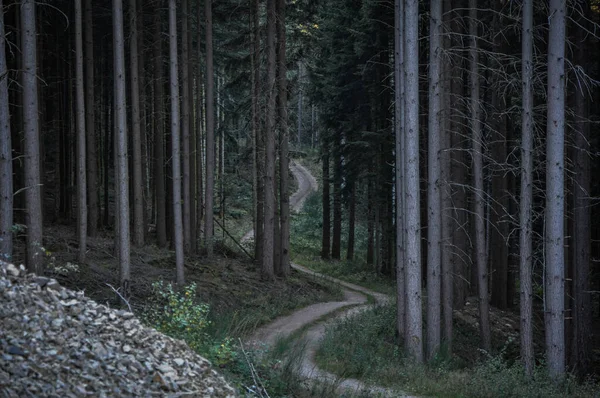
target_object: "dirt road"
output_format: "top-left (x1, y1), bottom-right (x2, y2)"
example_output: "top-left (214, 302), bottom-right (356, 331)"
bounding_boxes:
top-left (248, 161), bottom-right (411, 397)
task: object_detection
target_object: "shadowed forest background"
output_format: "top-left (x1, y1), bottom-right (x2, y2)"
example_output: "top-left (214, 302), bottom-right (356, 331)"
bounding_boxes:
top-left (1, 0), bottom-right (600, 396)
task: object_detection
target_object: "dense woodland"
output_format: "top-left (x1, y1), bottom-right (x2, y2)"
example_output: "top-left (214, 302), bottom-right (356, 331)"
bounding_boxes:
top-left (1, 0), bottom-right (600, 390)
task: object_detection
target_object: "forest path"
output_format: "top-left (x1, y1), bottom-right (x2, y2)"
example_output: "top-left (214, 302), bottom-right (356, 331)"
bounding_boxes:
top-left (247, 161), bottom-right (412, 397)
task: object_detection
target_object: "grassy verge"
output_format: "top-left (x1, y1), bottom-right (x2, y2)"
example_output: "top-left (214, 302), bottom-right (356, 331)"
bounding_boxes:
top-left (315, 303), bottom-right (598, 398)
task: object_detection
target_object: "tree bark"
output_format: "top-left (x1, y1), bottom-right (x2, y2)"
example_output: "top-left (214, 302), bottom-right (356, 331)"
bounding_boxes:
top-left (21, 0), bottom-right (44, 274)
top-left (519, 0), bottom-right (534, 378)
top-left (204, 0), bottom-right (215, 256)
top-left (113, 0), bottom-right (131, 295)
top-left (181, 0), bottom-right (192, 254)
top-left (394, 0), bottom-right (405, 342)
top-left (544, 0), bottom-right (566, 380)
top-left (469, 1), bottom-right (491, 352)
top-left (571, 8), bottom-right (591, 377)
top-left (403, 0), bottom-right (423, 363)
top-left (154, 3), bottom-right (167, 247)
top-left (84, 0), bottom-right (98, 238)
top-left (251, 0), bottom-right (263, 263)
top-left (129, 0), bottom-right (144, 246)
top-left (262, 0), bottom-right (277, 280)
top-left (321, 140), bottom-right (330, 260)
top-left (75, 0), bottom-right (88, 263)
top-left (0, 0), bottom-right (13, 261)
top-left (276, 0), bottom-right (290, 277)
top-left (426, 0), bottom-right (442, 361)
top-left (331, 136), bottom-right (342, 260)
top-left (346, 182), bottom-right (355, 261)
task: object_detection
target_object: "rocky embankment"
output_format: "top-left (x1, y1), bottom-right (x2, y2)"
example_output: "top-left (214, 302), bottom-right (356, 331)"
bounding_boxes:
top-left (0, 261), bottom-right (236, 397)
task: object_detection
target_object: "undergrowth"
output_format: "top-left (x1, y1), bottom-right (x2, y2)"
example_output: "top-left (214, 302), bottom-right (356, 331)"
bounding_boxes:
top-left (315, 303), bottom-right (599, 397)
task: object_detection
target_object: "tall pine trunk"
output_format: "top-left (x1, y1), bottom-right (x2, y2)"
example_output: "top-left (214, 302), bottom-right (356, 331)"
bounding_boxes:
top-left (204, 0), bottom-right (215, 256)
top-left (403, 0), bottom-right (423, 363)
top-left (426, 0), bottom-right (442, 361)
top-left (519, 0), bottom-right (534, 378)
top-left (394, 0), bottom-right (405, 341)
top-left (75, 0), bottom-right (87, 263)
top-left (113, 0), bottom-right (131, 294)
top-left (22, 0), bottom-right (44, 274)
top-left (251, 0), bottom-right (263, 263)
top-left (469, 1), bottom-right (491, 352)
top-left (168, 0), bottom-right (185, 285)
top-left (544, 0), bottom-right (566, 380)
top-left (276, 0), bottom-right (290, 277)
top-left (0, 0), bottom-right (13, 260)
top-left (154, 3), bottom-right (167, 247)
top-left (262, 0), bottom-right (277, 280)
top-left (84, 0), bottom-right (98, 238)
top-left (130, 0), bottom-right (144, 246)
top-left (321, 140), bottom-right (330, 260)
top-left (181, 0), bottom-right (192, 254)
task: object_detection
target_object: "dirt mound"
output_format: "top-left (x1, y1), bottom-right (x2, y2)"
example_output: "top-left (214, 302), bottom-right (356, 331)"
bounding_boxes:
top-left (0, 261), bottom-right (236, 398)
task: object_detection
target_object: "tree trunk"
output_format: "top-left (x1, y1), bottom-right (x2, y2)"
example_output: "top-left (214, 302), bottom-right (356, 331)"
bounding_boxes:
top-left (262, 0), bottom-right (277, 280)
top-left (22, 0), bottom-right (44, 274)
top-left (154, 3), bottom-right (167, 247)
top-left (331, 137), bottom-right (342, 260)
top-left (297, 61), bottom-right (303, 145)
top-left (469, 1), bottom-right (491, 352)
top-left (519, 0), bottom-right (534, 377)
top-left (75, 0), bottom-right (88, 263)
top-left (394, 0), bottom-right (405, 342)
top-left (204, 0), bottom-right (215, 256)
top-left (544, 0), bottom-right (566, 381)
top-left (129, 0), bottom-right (144, 246)
top-left (84, 0), bottom-right (98, 238)
top-left (346, 182), bottom-right (355, 261)
top-left (251, 0), bottom-right (262, 263)
top-left (195, 2), bottom-right (203, 252)
top-left (440, 0), bottom-right (453, 354)
top-left (403, 0), bottom-right (423, 363)
top-left (181, 0), bottom-right (191, 254)
top-left (426, 0), bottom-right (442, 361)
top-left (113, 0), bottom-right (131, 295)
top-left (321, 140), bottom-right (330, 260)
top-left (168, 0), bottom-right (185, 286)
top-left (0, 0), bottom-right (13, 261)
top-left (571, 9), bottom-right (591, 377)
top-left (277, 0), bottom-right (290, 277)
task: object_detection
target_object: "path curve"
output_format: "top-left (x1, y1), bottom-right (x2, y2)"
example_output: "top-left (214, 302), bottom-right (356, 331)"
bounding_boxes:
top-left (246, 161), bottom-right (413, 397)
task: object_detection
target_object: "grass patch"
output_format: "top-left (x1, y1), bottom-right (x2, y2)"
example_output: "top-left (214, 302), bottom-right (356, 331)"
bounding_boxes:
top-left (315, 303), bottom-right (599, 397)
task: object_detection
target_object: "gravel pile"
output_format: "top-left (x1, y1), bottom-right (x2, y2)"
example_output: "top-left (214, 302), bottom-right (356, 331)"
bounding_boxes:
top-left (0, 261), bottom-right (236, 397)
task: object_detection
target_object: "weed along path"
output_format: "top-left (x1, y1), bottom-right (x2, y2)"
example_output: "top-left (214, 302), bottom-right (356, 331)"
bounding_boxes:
top-left (247, 161), bottom-right (413, 397)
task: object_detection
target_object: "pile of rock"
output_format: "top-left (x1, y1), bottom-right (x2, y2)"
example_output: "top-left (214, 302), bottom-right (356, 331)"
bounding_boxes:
top-left (0, 261), bottom-right (236, 397)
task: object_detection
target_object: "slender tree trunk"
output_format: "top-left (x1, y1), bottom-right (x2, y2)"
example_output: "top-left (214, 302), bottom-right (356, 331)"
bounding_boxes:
top-left (519, 0), bottom-right (534, 377)
top-left (544, 0), bottom-right (566, 380)
top-left (346, 182), bottom-right (355, 261)
top-left (75, 0), bottom-right (88, 263)
top-left (0, 0), bottom-right (13, 261)
top-left (571, 11), bottom-right (591, 376)
top-left (196, 1), bottom-right (204, 251)
top-left (440, 0), bottom-right (453, 354)
top-left (262, 0), bottom-right (277, 279)
top-left (468, 1), bottom-right (491, 352)
top-left (394, 0), bottom-right (405, 341)
top-left (404, 0), bottom-right (423, 363)
top-left (154, 3), bottom-right (167, 247)
top-left (168, 0), bottom-right (185, 285)
top-left (129, 0), bottom-right (144, 246)
top-left (251, 0), bottom-right (263, 263)
top-left (331, 137), bottom-right (342, 260)
top-left (21, 0), bottom-right (44, 274)
top-left (426, 0), bottom-right (442, 361)
top-left (297, 61), bottom-right (303, 145)
top-left (204, 0), bottom-right (215, 256)
top-left (84, 0), bottom-right (98, 238)
top-left (277, 0), bottom-right (290, 277)
top-left (181, 0), bottom-right (191, 254)
top-left (113, 0), bottom-right (131, 294)
top-left (321, 140), bottom-right (330, 260)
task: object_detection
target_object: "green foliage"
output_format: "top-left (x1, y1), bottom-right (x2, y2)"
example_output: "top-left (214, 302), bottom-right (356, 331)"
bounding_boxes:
top-left (315, 303), bottom-right (600, 397)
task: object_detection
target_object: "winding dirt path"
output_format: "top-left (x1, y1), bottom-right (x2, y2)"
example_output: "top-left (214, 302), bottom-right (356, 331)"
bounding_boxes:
top-left (247, 161), bottom-right (413, 397)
